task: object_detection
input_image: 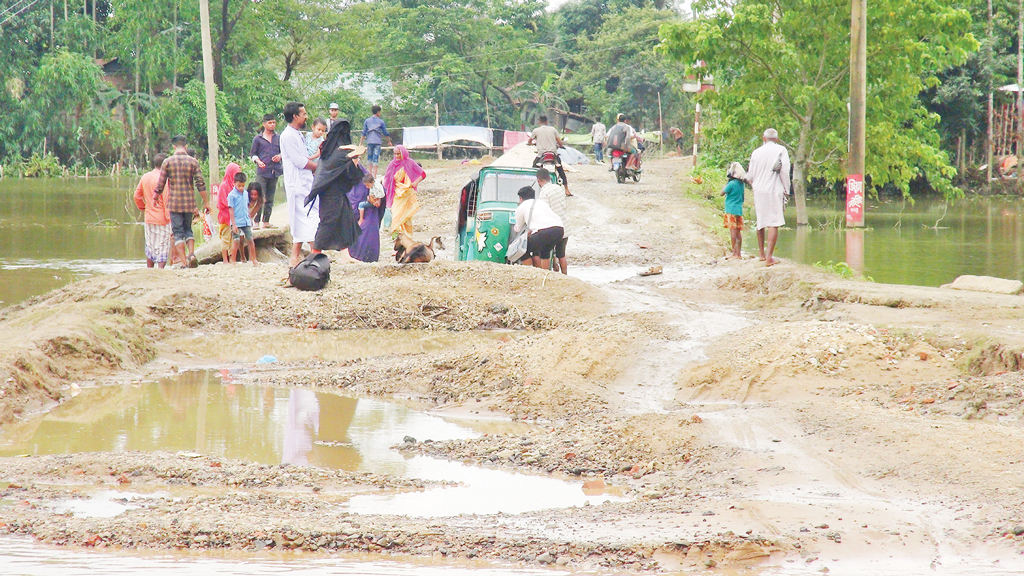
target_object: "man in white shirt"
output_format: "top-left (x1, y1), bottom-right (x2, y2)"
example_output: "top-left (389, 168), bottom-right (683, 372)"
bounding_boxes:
top-left (514, 186), bottom-right (564, 271)
top-left (747, 127), bottom-right (791, 266)
top-left (536, 168), bottom-right (570, 274)
top-left (280, 101), bottom-right (320, 269)
top-left (590, 120), bottom-right (607, 164)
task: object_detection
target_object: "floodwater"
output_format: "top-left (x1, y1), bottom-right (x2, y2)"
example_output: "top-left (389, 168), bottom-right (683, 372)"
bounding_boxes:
top-left (0, 177), bottom-right (145, 306)
top-left (0, 370), bottom-right (624, 516)
top-left (769, 195), bottom-right (1024, 287)
top-left (3, 178), bottom-right (1024, 302)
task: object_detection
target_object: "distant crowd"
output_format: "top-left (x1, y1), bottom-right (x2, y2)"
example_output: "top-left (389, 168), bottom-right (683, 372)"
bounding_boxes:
top-left (133, 103), bottom-right (423, 274)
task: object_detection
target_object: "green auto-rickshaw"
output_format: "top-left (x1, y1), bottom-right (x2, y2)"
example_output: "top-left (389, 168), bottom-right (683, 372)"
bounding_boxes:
top-left (456, 166), bottom-right (539, 263)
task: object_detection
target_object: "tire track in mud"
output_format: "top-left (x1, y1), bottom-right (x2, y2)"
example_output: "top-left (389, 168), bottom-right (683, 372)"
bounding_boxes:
top-left (572, 266), bottom-right (749, 413)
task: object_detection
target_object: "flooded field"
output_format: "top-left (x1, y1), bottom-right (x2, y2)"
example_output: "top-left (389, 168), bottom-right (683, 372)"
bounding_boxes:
top-left (0, 177), bottom-right (144, 306)
top-left (769, 196), bottom-right (1024, 286)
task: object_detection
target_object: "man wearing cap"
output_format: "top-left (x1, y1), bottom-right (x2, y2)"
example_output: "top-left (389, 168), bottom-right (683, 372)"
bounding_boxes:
top-left (154, 135), bottom-right (210, 268)
top-left (250, 113), bottom-right (283, 229)
top-left (747, 128), bottom-right (791, 266)
top-left (327, 103), bottom-right (343, 132)
top-left (359, 105), bottom-right (392, 177)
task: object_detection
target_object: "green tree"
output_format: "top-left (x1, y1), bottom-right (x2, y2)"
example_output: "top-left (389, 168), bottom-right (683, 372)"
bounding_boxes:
top-left (371, 0), bottom-right (552, 128)
top-left (561, 7), bottom-right (688, 129)
top-left (661, 0), bottom-right (978, 225)
top-left (21, 49), bottom-right (122, 165)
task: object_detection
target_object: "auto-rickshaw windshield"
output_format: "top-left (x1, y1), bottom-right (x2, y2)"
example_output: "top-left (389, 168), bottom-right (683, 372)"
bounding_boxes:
top-left (480, 172), bottom-right (538, 203)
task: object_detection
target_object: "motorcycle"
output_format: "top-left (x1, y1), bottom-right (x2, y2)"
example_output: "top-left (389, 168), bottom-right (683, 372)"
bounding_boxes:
top-left (610, 146), bottom-right (642, 183)
top-left (532, 150), bottom-right (565, 186)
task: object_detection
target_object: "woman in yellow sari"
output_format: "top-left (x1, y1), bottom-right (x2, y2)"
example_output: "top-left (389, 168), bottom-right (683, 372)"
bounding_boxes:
top-left (383, 145), bottom-right (426, 235)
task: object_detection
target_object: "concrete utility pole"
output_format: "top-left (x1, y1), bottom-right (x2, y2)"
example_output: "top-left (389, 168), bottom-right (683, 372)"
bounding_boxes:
top-left (846, 0), bottom-right (867, 227)
top-left (987, 0), bottom-right (994, 192)
top-left (1018, 0), bottom-right (1023, 191)
top-left (199, 0), bottom-right (220, 186)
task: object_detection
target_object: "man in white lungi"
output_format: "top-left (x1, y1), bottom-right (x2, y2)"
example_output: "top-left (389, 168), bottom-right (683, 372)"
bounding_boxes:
top-left (747, 128), bottom-right (790, 266)
top-left (281, 101), bottom-right (320, 269)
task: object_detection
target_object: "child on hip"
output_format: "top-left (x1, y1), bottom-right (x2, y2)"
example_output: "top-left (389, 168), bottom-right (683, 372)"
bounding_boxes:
top-left (358, 173), bottom-right (385, 226)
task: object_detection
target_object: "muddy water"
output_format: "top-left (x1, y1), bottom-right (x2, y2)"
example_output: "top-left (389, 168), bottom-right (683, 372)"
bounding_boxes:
top-left (0, 370), bottom-right (510, 472)
top-left (0, 177), bottom-right (145, 306)
top-left (769, 196), bottom-right (1024, 287)
top-left (0, 370), bottom-right (625, 516)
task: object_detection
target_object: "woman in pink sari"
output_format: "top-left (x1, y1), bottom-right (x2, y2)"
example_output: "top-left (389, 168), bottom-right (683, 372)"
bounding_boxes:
top-left (382, 145), bottom-right (426, 235)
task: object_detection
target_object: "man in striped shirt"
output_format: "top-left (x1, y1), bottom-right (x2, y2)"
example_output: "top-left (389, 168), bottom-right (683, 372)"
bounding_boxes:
top-left (154, 135), bottom-right (211, 268)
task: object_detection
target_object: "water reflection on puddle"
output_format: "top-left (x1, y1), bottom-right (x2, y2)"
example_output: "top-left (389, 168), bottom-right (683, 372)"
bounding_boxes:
top-left (0, 371), bottom-right (512, 473)
top-left (167, 329), bottom-right (516, 364)
top-left (0, 371), bottom-right (624, 516)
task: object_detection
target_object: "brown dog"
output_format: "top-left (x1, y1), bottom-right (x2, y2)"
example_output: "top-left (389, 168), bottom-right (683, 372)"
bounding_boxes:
top-left (394, 232), bottom-right (445, 263)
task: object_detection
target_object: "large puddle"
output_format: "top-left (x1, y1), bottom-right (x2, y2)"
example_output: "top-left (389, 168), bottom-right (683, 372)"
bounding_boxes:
top-left (0, 370), bottom-right (625, 517)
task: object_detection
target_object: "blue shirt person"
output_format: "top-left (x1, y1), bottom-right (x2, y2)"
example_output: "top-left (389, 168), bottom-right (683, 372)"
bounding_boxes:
top-left (359, 105), bottom-right (392, 176)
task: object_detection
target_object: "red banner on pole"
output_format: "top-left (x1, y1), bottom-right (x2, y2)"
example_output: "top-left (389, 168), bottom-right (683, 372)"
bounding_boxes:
top-left (845, 174), bottom-right (864, 227)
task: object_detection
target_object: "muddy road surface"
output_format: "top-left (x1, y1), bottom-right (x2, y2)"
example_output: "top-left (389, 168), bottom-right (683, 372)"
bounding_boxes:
top-left (3, 157), bottom-right (1024, 574)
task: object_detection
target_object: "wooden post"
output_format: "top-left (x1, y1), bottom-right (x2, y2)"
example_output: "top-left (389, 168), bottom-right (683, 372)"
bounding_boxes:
top-left (200, 0), bottom-right (220, 184)
top-left (658, 91), bottom-right (664, 158)
top-left (846, 0), bottom-right (867, 227)
top-left (435, 103), bottom-right (442, 161)
top-left (692, 102), bottom-right (700, 168)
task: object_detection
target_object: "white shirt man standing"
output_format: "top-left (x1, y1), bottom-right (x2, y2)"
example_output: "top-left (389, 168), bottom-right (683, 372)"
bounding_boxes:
top-left (590, 120), bottom-right (607, 164)
top-left (281, 101), bottom-right (319, 269)
top-left (536, 167), bottom-right (570, 274)
top-left (747, 128), bottom-right (791, 266)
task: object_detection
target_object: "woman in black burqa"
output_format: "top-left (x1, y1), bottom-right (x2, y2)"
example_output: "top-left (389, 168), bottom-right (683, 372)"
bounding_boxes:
top-left (304, 119), bottom-right (363, 263)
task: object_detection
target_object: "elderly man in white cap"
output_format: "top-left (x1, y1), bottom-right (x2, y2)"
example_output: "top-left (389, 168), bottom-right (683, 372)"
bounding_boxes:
top-left (747, 128), bottom-right (791, 266)
top-left (327, 103), bottom-right (342, 132)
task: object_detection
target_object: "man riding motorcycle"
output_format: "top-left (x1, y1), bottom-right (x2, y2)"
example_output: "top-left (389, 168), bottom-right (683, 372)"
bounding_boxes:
top-left (528, 115), bottom-right (571, 196)
top-left (606, 114), bottom-right (642, 177)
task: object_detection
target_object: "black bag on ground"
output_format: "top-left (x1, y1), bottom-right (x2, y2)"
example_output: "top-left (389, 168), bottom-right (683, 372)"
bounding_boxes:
top-left (606, 123), bottom-right (630, 152)
top-left (289, 253), bottom-right (331, 291)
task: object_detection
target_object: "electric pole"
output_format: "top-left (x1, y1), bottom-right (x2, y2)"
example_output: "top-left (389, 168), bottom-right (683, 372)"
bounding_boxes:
top-left (199, 0), bottom-right (220, 186)
top-left (846, 0), bottom-right (867, 227)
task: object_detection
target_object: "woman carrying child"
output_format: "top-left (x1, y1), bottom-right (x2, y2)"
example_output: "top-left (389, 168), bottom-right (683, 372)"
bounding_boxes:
top-left (721, 161), bottom-right (747, 259)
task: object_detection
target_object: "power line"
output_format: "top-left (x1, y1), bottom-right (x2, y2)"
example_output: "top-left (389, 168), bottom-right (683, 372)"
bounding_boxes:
top-left (0, 0), bottom-right (42, 27)
top-left (0, 0), bottom-right (33, 18)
